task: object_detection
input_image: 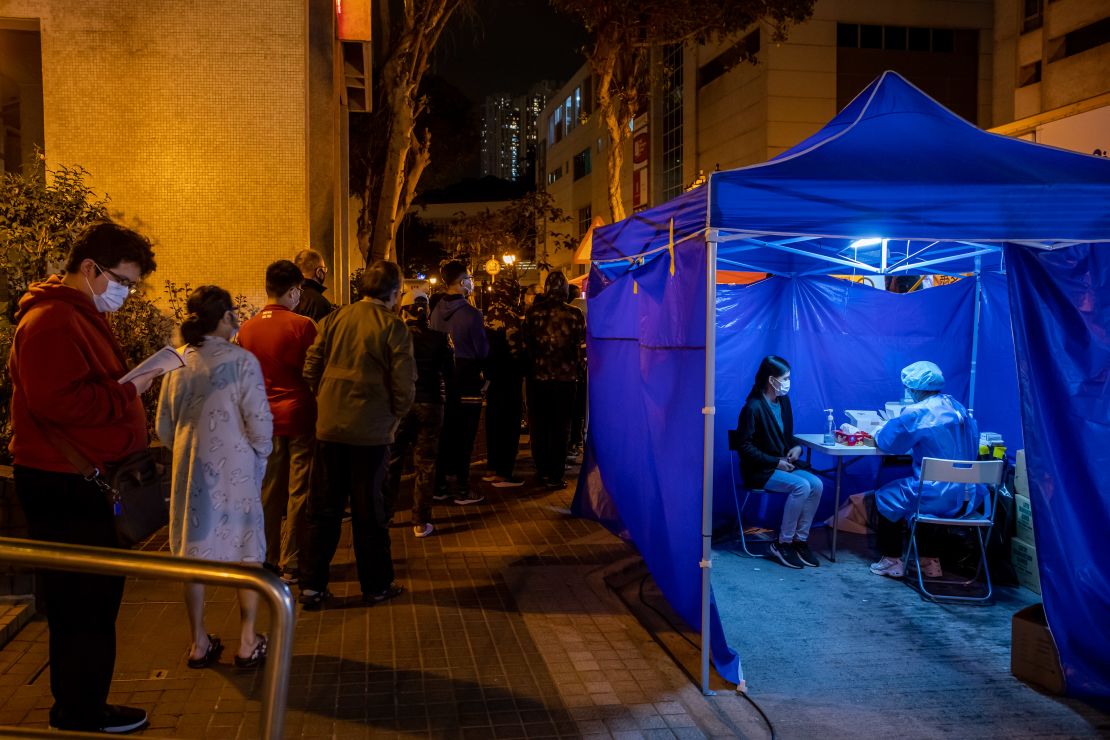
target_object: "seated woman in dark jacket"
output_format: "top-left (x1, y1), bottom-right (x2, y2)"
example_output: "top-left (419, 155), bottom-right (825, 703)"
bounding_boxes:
top-left (736, 355), bottom-right (823, 570)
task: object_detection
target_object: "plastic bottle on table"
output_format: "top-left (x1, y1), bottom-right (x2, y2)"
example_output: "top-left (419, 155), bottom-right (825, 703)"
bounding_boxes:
top-left (823, 408), bottom-right (835, 445)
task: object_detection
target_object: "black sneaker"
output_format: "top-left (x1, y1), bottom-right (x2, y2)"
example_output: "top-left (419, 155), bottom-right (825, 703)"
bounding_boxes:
top-left (793, 541), bottom-right (820, 567)
top-left (767, 541), bottom-right (803, 569)
top-left (363, 583), bottom-right (404, 604)
top-left (51, 704), bottom-right (149, 734)
top-left (298, 589), bottom-right (331, 611)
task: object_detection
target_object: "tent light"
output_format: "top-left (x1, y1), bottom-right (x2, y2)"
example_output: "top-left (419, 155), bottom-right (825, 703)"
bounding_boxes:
top-left (849, 238), bottom-right (883, 250)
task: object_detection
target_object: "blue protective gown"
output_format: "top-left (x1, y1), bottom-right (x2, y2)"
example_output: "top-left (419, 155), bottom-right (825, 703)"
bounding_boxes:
top-left (873, 394), bottom-right (983, 521)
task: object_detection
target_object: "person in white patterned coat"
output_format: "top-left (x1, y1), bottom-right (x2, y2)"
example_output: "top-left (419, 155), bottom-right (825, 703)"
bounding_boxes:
top-left (156, 285), bottom-right (273, 670)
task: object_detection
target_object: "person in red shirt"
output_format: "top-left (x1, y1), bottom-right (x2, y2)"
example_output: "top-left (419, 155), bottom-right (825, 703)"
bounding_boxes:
top-left (236, 260), bottom-right (318, 584)
top-left (8, 221), bottom-right (157, 734)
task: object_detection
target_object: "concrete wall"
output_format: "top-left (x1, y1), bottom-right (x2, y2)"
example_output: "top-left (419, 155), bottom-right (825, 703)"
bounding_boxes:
top-left (0, 0), bottom-right (325, 308)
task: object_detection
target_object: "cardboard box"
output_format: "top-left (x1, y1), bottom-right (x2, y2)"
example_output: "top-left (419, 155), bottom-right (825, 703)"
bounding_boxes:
top-left (1014, 449), bottom-right (1029, 497)
top-left (1012, 603), bottom-right (1065, 694)
top-left (1011, 536), bottom-right (1040, 595)
top-left (1015, 493), bottom-right (1034, 543)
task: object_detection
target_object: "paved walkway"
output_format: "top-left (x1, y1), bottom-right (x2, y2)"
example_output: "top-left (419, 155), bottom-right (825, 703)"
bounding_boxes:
top-left (0, 453), bottom-right (752, 739)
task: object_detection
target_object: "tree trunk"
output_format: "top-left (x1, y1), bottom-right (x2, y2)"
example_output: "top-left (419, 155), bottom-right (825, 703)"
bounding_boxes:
top-left (370, 71), bottom-right (416, 263)
top-left (594, 45), bottom-right (629, 223)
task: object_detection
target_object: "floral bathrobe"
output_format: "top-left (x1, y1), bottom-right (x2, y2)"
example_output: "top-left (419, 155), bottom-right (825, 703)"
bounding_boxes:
top-left (156, 336), bottom-right (273, 562)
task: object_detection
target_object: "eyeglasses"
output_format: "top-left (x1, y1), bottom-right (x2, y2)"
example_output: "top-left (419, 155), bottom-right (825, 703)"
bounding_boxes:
top-left (93, 262), bottom-right (140, 295)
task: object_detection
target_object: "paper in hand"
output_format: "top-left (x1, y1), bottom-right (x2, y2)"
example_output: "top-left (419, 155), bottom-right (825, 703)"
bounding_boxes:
top-left (118, 345), bottom-right (186, 385)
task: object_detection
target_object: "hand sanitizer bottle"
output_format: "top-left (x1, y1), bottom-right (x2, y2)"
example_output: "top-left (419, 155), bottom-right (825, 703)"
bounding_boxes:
top-left (823, 409), bottom-right (835, 445)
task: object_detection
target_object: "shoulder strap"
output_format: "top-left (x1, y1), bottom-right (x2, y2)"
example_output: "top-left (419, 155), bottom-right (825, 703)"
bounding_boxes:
top-left (24, 410), bottom-right (101, 480)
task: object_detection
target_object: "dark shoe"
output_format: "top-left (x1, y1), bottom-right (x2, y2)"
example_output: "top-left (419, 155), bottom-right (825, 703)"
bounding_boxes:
top-left (186, 634), bottom-right (223, 669)
top-left (793, 541), bottom-right (820, 568)
top-left (298, 589), bottom-right (331, 611)
top-left (543, 479), bottom-right (567, 491)
top-left (234, 633), bottom-right (268, 669)
top-left (492, 477), bottom-right (525, 488)
top-left (51, 704), bottom-right (149, 734)
top-left (767, 541), bottom-right (803, 569)
top-left (281, 568), bottom-right (300, 585)
top-left (432, 492), bottom-right (452, 502)
top-left (363, 583), bottom-right (404, 604)
top-left (453, 492), bottom-right (485, 505)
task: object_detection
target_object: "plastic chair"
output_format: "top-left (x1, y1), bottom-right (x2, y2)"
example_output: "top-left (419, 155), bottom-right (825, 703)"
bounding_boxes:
top-left (904, 457), bottom-right (1005, 603)
top-left (726, 429), bottom-right (772, 557)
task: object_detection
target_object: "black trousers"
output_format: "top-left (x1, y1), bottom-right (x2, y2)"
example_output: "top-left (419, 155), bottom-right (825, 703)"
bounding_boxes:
top-left (384, 403), bottom-right (443, 527)
top-left (877, 513), bottom-right (941, 558)
top-left (14, 466), bottom-right (126, 721)
top-left (485, 377), bottom-right (523, 478)
top-left (301, 441), bottom-right (393, 595)
top-left (435, 395), bottom-right (482, 494)
top-left (527, 379), bottom-right (577, 482)
top-left (569, 375), bottom-right (588, 449)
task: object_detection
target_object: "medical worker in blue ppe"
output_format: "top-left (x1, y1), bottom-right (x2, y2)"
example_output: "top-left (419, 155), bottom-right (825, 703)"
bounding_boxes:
top-left (869, 361), bottom-right (981, 578)
top-left (736, 356), bottom-right (824, 570)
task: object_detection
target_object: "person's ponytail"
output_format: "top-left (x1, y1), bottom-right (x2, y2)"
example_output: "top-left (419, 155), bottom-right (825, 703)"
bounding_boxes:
top-left (180, 285), bottom-right (233, 347)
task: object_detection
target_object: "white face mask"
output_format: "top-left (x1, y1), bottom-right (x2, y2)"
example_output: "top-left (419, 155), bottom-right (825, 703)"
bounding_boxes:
top-left (85, 273), bottom-right (130, 313)
top-left (771, 376), bottom-right (791, 396)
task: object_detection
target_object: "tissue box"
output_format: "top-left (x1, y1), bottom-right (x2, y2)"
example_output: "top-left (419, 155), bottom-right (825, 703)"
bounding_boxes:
top-left (845, 410), bottom-right (883, 434)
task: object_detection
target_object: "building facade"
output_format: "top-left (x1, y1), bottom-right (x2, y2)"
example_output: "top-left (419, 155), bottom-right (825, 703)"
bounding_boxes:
top-left (989, 0), bottom-right (1110, 153)
top-left (481, 81), bottom-right (555, 183)
top-left (0, 0), bottom-right (367, 307)
top-left (539, 0), bottom-right (1001, 276)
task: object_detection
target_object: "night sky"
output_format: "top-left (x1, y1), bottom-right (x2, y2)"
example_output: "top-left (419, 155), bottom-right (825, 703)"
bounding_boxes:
top-left (431, 0), bottom-right (588, 102)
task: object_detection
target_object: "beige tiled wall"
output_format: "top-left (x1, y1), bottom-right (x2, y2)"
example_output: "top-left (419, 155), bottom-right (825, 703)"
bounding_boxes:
top-left (0, 0), bottom-right (309, 308)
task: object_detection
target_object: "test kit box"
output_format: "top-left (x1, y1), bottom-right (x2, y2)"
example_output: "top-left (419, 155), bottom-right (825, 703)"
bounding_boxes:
top-left (1015, 493), bottom-right (1034, 543)
top-left (1011, 536), bottom-right (1040, 595)
top-left (1011, 603), bottom-right (1065, 694)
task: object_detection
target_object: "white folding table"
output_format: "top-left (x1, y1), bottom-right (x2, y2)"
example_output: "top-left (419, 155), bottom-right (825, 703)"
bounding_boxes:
top-left (794, 433), bottom-right (889, 562)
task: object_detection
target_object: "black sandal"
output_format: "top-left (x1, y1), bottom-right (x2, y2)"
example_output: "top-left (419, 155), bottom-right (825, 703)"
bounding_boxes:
top-left (186, 634), bottom-right (223, 669)
top-left (234, 634), bottom-right (268, 669)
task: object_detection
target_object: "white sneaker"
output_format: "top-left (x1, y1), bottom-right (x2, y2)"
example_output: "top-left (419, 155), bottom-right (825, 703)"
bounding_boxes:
top-left (413, 523), bottom-right (434, 538)
top-left (870, 556), bottom-right (905, 578)
top-left (917, 557), bottom-right (943, 578)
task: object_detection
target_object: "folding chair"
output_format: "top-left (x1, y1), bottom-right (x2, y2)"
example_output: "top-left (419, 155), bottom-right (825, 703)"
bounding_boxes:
top-left (726, 429), bottom-right (773, 557)
top-left (904, 457), bottom-right (1005, 603)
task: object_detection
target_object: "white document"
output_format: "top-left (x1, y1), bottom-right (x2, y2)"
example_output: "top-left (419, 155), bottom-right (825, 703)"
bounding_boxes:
top-left (118, 345), bottom-right (186, 385)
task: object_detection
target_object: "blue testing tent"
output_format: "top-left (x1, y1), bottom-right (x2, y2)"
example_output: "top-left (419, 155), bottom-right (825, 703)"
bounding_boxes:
top-left (574, 71), bottom-right (1110, 697)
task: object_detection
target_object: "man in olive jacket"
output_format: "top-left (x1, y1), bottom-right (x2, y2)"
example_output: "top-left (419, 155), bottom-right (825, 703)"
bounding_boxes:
top-left (298, 260), bottom-right (416, 609)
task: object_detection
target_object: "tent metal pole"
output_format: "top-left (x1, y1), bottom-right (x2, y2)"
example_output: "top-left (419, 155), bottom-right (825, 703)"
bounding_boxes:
top-left (970, 256), bottom-right (982, 413)
top-left (700, 236), bottom-right (718, 696)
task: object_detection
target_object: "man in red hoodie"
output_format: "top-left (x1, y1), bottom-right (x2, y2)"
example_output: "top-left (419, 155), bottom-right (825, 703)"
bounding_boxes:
top-left (236, 260), bottom-right (318, 585)
top-left (8, 221), bottom-right (157, 734)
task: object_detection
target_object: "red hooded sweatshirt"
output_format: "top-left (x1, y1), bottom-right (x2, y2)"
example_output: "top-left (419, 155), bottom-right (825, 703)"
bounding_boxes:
top-left (8, 275), bottom-right (148, 473)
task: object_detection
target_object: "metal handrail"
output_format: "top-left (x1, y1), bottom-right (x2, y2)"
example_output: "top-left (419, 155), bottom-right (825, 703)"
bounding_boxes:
top-left (0, 537), bottom-right (294, 739)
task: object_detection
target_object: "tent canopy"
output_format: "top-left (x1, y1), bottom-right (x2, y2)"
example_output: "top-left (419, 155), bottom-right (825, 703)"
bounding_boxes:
top-left (591, 71), bottom-right (1110, 277)
top-left (579, 70), bottom-right (1110, 698)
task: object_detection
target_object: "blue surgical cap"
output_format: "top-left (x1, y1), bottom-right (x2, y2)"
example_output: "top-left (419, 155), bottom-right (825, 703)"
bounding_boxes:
top-left (901, 361), bottom-right (945, 391)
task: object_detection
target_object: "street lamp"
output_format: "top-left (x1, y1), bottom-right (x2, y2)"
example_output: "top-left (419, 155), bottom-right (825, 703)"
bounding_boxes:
top-left (502, 253), bottom-right (517, 280)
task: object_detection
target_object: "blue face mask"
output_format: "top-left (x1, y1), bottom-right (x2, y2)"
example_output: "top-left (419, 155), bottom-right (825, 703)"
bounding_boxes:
top-left (85, 273), bottom-right (130, 313)
top-left (771, 376), bottom-right (791, 396)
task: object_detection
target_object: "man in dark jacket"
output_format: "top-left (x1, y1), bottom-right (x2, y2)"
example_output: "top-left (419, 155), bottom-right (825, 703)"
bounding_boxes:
top-left (8, 221), bottom-right (157, 734)
top-left (293, 248), bottom-right (334, 322)
top-left (429, 260), bottom-right (489, 505)
top-left (521, 271), bottom-right (586, 489)
top-left (483, 279), bottom-right (526, 487)
top-left (299, 260), bottom-right (415, 609)
top-left (383, 292), bottom-right (454, 537)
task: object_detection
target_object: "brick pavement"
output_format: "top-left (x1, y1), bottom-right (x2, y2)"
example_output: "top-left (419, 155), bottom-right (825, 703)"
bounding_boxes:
top-left (0, 452), bottom-right (751, 739)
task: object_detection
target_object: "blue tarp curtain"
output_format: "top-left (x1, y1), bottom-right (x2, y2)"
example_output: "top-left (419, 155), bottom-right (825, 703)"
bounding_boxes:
top-left (1006, 244), bottom-right (1110, 698)
top-left (573, 235), bottom-right (743, 683)
top-left (573, 70), bottom-right (1110, 697)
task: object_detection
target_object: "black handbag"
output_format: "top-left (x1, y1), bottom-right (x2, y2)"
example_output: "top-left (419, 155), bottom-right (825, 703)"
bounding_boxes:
top-left (99, 449), bottom-right (169, 547)
top-left (30, 414), bottom-right (169, 547)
